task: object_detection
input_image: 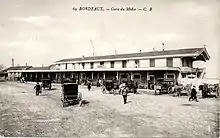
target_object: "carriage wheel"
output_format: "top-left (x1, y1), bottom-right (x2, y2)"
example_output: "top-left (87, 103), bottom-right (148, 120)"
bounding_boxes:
top-left (78, 99), bottom-right (82, 106)
top-left (101, 86), bottom-right (106, 94)
top-left (168, 87), bottom-right (173, 95)
top-left (62, 101), bottom-right (65, 107)
top-left (61, 94), bottom-right (65, 107)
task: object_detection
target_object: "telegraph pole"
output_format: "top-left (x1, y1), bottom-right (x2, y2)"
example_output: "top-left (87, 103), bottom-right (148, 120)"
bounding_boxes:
top-left (90, 39), bottom-right (96, 56)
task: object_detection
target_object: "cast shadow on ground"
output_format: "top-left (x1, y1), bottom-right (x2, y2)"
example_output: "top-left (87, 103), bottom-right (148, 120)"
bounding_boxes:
top-left (181, 103), bottom-right (196, 106)
top-left (39, 93), bottom-right (49, 96)
top-left (66, 100), bottom-right (90, 107)
top-left (126, 101), bottom-right (132, 104)
top-left (80, 100), bottom-right (90, 107)
top-left (42, 88), bottom-right (57, 91)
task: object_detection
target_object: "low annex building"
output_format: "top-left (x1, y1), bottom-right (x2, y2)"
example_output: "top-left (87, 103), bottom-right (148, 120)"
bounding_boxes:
top-left (5, 47), bottom-right (210, 89)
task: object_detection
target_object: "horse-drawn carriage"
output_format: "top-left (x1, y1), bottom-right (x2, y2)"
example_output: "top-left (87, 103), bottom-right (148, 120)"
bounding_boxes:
top-left (154, 78), bottom-right (174, 95)
top-left (41, 79), bottom-right (52, 90)
top-left (61, 83), bottom-right (82, 107)
top-left (199, 83), bottom-right (219, 98)
top-left (101, 80), bottom-right (119, 94)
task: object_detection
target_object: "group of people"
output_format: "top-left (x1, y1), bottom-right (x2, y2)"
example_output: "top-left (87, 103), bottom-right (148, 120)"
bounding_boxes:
top-left (33, 78), bottom-right (200, 104)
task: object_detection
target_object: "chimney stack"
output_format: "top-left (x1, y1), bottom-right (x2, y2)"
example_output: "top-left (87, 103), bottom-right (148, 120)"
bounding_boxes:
top-left (140, 50), bottom-right (142, 53)
top-left (25, 63), bottom-right (27, 66)
top-left (153, 47), bottom-right (155, 55)
top-left (11, 58), bottom-right (14, 67)
top-left (162, 43), bottom-right (165, 51)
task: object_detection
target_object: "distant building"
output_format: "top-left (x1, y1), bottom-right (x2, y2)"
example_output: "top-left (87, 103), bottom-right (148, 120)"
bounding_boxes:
top-left (5, 47), bottom-right (210, 89)
top-left (3, 66), bottom-right (32, 81)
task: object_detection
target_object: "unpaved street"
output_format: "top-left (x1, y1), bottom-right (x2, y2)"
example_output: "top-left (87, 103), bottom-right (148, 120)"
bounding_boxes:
top-left (0, 82), bottom-right (219, 137)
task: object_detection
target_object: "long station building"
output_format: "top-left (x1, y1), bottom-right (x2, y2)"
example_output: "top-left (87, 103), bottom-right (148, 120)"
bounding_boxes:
top-left (4, 47), bottom-right (210, 89)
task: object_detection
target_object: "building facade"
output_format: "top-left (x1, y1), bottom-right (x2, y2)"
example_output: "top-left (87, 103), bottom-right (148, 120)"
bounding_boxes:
top-left (5, 47), bottom-right (210, 89)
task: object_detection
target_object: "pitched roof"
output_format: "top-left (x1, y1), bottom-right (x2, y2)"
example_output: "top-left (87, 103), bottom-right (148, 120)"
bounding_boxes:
top-left (3, 66), bottom-right (32, 71)
top-left (28, 66), bottom-right (51, 70)
top-left (0, 71), bottom-right (7, 75)
top-left (56, 47), bottom-right (208, 63)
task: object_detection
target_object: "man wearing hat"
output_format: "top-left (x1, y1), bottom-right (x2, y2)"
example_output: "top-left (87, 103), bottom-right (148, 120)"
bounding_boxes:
top-left (189, 85), bottom-right (199, 102)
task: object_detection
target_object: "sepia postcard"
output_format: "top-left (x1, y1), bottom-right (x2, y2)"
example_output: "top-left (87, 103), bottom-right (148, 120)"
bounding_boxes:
top-left (0, 0), bottom-right (219, 137)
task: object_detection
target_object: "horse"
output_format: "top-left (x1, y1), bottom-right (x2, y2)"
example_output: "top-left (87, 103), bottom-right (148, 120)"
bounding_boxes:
top-left (168, 84), bottom-right (184, 97)
top-left (199, 84), bottom-right (212, 98)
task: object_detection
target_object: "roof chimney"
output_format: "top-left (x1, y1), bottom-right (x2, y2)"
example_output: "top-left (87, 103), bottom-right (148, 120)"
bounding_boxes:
top-left (140, 50), bottom-right (142, 53)
top-left (11, 58), bottom-right (14, 67)
top-left (25, 63), bottom-right (27, 66)
top-left (162, 43), bottom-right (165, 51)
top-left (115, 50), bottom-right (117, 55)
top-left (153, 47), bottom-right (155, 55)
top-left (81, 55), bottom-right (85, 59)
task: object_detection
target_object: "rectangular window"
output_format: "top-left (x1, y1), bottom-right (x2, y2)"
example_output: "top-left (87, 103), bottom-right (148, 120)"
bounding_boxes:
top-left (182, 58), bottom-right (192, 67)
top-left (100, 62), bottom-right (104, 65)
top-left (135, 60), bottom-right (139, 68)
top-left (110, 61), bottom-right (115, 68)
top-left (82, 63), bottom-right (85, 69)
top-left (90, 62), bottom-right (94, 69)
top-left (122, 60), bottom-right (127, 68)
top-left (167, 74), bottom-right (175, 79)
top-left (187, 60), bottom-right (189, 67)
top-left (121, 75), bottom-right (127, 78)
top-left (150, 59), bottom-right (155, 67)
top-left (65, 63), bottom-right (67, 69)
top-left (134, 75), bottom-right (140, 79)
top-left (166, 58), bottom-right (173, 67)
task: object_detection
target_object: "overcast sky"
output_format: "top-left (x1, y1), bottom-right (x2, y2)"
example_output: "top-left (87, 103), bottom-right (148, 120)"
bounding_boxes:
top-left (0, 0), bottom-right (219, 78)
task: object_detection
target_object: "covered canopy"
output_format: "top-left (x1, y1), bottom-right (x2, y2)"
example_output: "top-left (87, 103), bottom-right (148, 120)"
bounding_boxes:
top-left (0, 71), bottom-right (7, 76)
top-left (201, 78), bottom-right (220, 85)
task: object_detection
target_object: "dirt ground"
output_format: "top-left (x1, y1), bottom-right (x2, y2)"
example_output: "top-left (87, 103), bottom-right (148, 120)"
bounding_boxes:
top-left (0, 82), bottom-right (219, 137)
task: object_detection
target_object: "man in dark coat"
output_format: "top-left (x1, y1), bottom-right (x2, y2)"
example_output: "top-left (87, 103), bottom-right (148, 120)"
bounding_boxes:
top-left (121, 81), bottom-right (128, 104)
top-left (189, 86), bottom-right (199, 102)
top-left (87, 80), bottom-right (92, 91)
top-left (34, 82), bottom-right (41, 96)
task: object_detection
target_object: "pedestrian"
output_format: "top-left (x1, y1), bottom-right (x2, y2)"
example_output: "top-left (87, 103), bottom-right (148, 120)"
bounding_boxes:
top-left (99, 79), bottom-right (102, 87)
top-left (189, 86), bottom-right (199, 102)
top-left (34, 82), bottom-right (41, 96)
top-left (134, 82), bottom-right (138, 94)
top-left (87, 80), bottom-right (92, 91)
top-left (97, 79), bottom-right (100, 87)
top-left (121, 81), bottom-right (128, 104)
